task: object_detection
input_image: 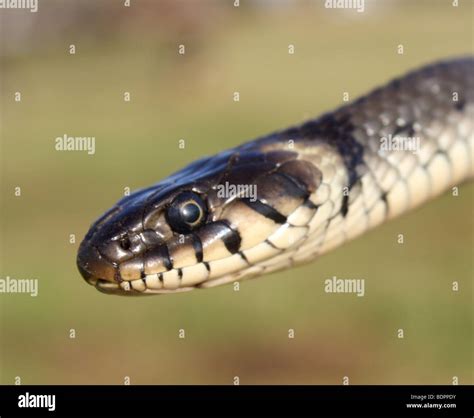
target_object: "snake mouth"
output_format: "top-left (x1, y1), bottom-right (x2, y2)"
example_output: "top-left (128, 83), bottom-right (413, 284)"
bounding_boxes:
top-left (94, 276), bottom-right (196, 296)
top-left (77, 244), bottom-right (125, 294)
top-left (95, 279), bottom-right (135, 296)
top-left (78, 255), bottom-right (194, 296)
top-left (81, 271), bottom-right (140, 296)
top-left (95, 278), bottom-right (119, 292)
top-left (78, 266), bottom-right (117, 292)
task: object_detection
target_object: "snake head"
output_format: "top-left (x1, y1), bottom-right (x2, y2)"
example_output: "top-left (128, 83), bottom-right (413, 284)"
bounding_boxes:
top-left (77, 144), bottom-right (322, 296)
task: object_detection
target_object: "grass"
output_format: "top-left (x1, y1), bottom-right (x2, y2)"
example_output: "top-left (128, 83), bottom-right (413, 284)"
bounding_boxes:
top-left (0, 0), bottom-right (472, 384)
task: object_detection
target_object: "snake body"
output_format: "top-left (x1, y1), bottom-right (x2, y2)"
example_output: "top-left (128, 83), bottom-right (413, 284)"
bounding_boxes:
top-left (77, 57), bottom-right (474, 295)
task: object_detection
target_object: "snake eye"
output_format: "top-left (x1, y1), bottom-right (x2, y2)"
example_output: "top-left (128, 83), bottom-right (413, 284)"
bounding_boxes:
top-left (166, 192), bottom-right (207, 234)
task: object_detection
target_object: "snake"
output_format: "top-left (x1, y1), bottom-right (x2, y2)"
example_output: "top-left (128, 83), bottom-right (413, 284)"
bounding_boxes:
top-left (77, 57), bottom-right (474, 296)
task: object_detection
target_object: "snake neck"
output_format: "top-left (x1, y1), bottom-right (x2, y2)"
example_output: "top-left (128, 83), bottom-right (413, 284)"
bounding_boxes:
top-left (255, 57), bottom-right (474, 266)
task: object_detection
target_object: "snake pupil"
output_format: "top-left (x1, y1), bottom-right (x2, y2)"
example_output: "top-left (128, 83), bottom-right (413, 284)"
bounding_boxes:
top-left (181, 202), bottom-right (201, 224)
top-left (166, 192), bottom-right (207, 233)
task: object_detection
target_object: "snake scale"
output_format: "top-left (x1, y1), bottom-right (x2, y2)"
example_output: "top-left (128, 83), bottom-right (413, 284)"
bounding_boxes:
top-left (77, 57), bottom-right (474, 296)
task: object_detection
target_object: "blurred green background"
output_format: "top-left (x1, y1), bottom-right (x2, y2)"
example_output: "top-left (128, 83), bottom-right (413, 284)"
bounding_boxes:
top-left (0, 0), bottom-right (472, 384)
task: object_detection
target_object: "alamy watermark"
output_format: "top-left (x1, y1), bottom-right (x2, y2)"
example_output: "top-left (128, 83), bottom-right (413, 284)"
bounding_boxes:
top-left (55, 134), bottom-right (95, 155)
top-left (216, 181), bottom-right (257, 202)
top-left (0, 276), bottom-right (38, 297)
top-left (324, 276), bottom-right (365, 297)
top-left (380, 134), bottom-right (420, 155)
top-left (324, 0), bottom-right (364, 13)
top-left (18, 392), bottom-right (55, 412)
top-left (0, 0), bottom-right (38, 12)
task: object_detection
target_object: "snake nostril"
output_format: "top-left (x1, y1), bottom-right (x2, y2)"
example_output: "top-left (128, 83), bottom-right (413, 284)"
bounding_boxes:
top-left (119, 236), bottom-right (131, 251)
